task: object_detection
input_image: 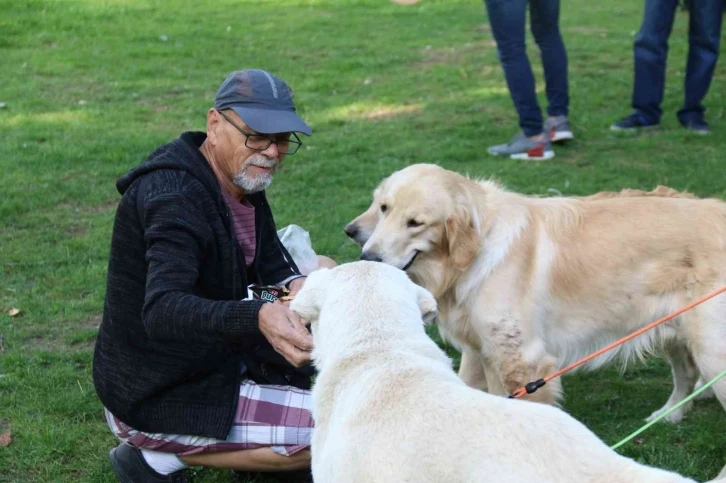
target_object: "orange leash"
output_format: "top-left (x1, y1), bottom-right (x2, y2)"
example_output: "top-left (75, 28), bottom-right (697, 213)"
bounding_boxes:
top-left (509, 285), bottom-right (726, 399)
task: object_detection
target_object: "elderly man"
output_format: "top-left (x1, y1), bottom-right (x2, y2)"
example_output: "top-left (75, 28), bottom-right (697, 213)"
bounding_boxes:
top-left (93, 69), bottom-right (329, 483)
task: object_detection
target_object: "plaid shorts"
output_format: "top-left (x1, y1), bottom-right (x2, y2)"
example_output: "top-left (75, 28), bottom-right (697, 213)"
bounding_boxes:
top-left (104, 380), bottom-right (313, 456)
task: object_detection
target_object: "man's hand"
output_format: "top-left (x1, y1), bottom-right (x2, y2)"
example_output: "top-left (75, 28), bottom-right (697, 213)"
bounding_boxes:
top-left (258, 301), bottom-right (313, 367)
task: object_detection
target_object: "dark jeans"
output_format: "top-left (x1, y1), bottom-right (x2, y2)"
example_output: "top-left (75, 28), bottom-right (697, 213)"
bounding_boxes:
top-left (484, 0), bottom-right (569, 137)
top-left (632, 0), bottom-right (724, 124)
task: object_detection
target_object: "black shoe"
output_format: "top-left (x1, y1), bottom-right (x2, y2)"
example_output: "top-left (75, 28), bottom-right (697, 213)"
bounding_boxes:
top-left (610, 113), bottom-right (659, 132)
top-left (232, 468), bottom-right (313, 482)
top-left (680, 118), bottom-right (711, 135)
top-left (109, 443), bottom-right (188, 483)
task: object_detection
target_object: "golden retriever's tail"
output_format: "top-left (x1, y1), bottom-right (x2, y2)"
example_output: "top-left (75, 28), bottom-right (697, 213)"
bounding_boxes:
top-left (582, 186), bottom-right (696, 201)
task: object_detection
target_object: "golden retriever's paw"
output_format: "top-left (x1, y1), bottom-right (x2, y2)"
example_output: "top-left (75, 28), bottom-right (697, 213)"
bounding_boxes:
top-left (645, 401), bottom-right (692, 424)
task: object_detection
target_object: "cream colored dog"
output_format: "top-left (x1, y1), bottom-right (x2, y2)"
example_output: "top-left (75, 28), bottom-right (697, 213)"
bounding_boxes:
top-left (344, 164), bottom-right (726, 429)
top-left (290, 261), bottom-right (697, 483)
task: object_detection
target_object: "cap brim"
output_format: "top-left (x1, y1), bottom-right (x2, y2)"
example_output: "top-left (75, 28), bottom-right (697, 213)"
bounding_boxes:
top-left (231, 106), bottom-right (312, 136)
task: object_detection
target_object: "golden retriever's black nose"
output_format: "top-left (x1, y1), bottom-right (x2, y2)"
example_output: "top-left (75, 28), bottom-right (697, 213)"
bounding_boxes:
top-left (344, 223), bottom-right (358, 239)
top-left (360, 251), bottom-right (383, 263)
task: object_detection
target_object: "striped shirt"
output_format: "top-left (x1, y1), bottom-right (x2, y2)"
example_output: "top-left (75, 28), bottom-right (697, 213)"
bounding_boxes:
top-left (222, 188), bottom-right (257, 266)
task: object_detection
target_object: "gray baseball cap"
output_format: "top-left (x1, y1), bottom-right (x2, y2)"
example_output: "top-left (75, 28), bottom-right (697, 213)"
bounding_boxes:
top-left (214, 69), bottom-right (312, 136)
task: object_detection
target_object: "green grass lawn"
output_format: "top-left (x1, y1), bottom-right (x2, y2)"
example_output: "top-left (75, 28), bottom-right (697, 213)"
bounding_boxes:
top-left (1, 0), bottom-right (725, 481)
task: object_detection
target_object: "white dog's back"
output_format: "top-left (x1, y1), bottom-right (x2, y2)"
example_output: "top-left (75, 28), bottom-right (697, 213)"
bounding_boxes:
top-left (318, 354), bottom-right (690, 483)
top-left (290, 262), bottom-right (695, 483)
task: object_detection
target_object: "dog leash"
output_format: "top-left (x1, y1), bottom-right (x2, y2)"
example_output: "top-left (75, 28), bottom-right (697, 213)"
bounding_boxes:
top-left (609, 369), bottom-right (726, 450)
top-left (509, 285), bottom-right (726, 399)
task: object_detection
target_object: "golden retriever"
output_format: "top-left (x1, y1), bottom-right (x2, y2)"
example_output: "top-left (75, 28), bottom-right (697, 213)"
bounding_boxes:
top-left (290, 261), bottom-right (698, 483)
top-left (344, 164), bottom-right (726, 429)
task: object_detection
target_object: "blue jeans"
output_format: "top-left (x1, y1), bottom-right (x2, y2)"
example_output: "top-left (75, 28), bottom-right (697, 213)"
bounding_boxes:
top-left (484, 0), bottom-right (569, 137)
top-left (632, 0), bottom-right (724, 124)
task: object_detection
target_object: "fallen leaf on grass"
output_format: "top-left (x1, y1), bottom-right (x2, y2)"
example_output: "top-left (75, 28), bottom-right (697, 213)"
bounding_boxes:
top-left (8, 308), bottom-right (21, 317)
top-left (0, 431), bottom-right (11, 447)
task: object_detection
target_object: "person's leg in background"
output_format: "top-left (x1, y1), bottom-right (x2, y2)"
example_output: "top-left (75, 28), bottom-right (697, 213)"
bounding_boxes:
top-left (485, 0), bottom-right (555, 160)
top-left (612, 0), bottom-right (679, 131)
top-left (530, 0), bottom-right (573, 142)
top-left (677, 0), bottom-right (724, 133)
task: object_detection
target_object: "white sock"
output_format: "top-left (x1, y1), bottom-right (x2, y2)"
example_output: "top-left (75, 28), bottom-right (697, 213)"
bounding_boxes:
top-left (140, 448), bottom-right (188, 475)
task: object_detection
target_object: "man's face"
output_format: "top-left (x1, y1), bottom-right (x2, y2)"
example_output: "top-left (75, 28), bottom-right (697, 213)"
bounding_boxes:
top-left (214, 110), bottom-right (287, 194)
top-left (233, 152), bottom-right (279, 194)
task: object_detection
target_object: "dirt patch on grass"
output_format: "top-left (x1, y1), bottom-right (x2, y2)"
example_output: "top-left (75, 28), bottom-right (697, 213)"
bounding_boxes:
top-left (88, 200), bottom-right (118, 213)
top-left (61, 171), bottom-right (87, 182)
top-left (413, 40), bottom-right (495, 69)
top-left (565, 26), bottom-right (610, 36)
top-left (358, 105), bottom-right (423, 121)
top-left (135, 98), bottom-right (173, 113)
top-left (26, 336), bottom-right (63, 351)
top-left (26, 335), bottom-right (96, 352)
top-left (63, 225), bottom-right (89, 237)
top-left (58, 200), bottom-right (118, 215)
top-left (85, 314), bottom-right (102, 326)
top-left (24, 315), bottom-right (101, 352)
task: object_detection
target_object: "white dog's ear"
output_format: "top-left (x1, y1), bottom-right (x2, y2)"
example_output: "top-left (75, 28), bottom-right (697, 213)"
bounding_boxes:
top-left (289, 268), bottom-right (333, 322)
top-left (445, 204), bottom-right (481, 270)
top-left (415, 284), bottom-right (438, 325)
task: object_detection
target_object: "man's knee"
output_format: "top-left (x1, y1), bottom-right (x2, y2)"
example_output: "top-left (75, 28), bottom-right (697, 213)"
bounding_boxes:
top-left (315, 255), bottom-right (337, 270)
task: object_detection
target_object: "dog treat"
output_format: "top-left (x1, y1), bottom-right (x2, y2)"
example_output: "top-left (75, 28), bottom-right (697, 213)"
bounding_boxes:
top-left (246, 284), bottom-right (296, 303)
top-left (247, 284), bottom-right (287, 303)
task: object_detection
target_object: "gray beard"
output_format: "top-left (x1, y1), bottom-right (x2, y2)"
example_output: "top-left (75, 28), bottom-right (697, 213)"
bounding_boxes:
top-left (233, 154), bottom-right (277, 193)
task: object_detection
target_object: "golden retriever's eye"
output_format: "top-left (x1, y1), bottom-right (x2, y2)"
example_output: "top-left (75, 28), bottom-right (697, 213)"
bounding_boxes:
top-left (407, 219), bottom-right (423, 228)
top-left (380, 204), bottom-right (387, 213)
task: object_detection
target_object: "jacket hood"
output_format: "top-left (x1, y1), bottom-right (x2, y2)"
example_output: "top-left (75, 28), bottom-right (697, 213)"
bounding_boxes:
top-left (116, 131), bottom-right (220, 196)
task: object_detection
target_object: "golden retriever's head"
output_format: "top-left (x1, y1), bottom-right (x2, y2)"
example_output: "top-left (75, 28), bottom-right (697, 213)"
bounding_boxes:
top-left (346, 164), bottom-right (483, 292)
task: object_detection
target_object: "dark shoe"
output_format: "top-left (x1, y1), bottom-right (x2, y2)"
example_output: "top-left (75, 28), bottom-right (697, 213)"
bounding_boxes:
top-left (233, 469), bottom-right (313, 482)
top-left (610, 113), bottom-right (659, 132)
top-left (680, 118), bottom-right (711, 135)
top-left (109, 443), bottom-right (188, 483)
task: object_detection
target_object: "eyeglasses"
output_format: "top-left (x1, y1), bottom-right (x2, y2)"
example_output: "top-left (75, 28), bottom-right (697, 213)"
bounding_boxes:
top-left (217, 110), bottom-right (302, 155)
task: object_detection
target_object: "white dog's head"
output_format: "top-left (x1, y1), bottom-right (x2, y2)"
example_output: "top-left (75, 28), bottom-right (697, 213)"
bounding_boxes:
top-left (290, 261), bottom-right (438, 366)
top-left (344, 164), bottom-right (484, 296)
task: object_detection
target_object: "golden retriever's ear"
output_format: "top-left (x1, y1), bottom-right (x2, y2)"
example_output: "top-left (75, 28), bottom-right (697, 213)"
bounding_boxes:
top-left (445, 206), bottom-right (481, 270)
top-left (416, 284), bottom-right (438, 325)
top-left (289, 268), bottom-right (332, 322)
